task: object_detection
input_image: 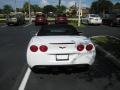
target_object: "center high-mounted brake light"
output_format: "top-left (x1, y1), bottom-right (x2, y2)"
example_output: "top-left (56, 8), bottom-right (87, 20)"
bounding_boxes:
top-left (39, 45), bottom-right (48, 52)
top-left (77, 44), bottom-right (84, 51)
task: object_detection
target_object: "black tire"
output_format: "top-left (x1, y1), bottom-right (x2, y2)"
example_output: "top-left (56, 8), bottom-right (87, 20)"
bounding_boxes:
top-left (31, 68), bottom-right (40, 73)
top-left (35, 23), bottom-right (38, 26)
top-left (87, 20), bottom-right (90, 25)
top-left (7, 23), bottom-right (10, 26)
top-left (97, 24), bottom-right (101, 26)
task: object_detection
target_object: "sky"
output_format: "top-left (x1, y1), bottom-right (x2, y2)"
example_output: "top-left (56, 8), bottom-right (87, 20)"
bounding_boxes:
top-left (0, 0), bottom-right (119, 9)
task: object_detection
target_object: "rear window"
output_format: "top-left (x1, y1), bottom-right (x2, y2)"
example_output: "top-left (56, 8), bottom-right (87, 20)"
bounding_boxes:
top-left (9, 15), bottom-right (16, 18)
top-left (6, 14), bottom-right (23, 18)
top-left (36, 14), bottom-right (45, 18)
top-left (57, 14), bottom-right (66, 17)
top-left (90, 14), bottom-right (99, 17)
top-left (37, 25), bottom-right (79, 36)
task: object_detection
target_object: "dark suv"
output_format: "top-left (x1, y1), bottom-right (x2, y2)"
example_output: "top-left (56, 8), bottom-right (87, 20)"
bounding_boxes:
top-left (35, 14), bottom-right (48, 25)
top-left (102, 14), bottom-right (120, 26)
top-left (6, 13), bottom-right (25, 26)
top-left (55, 14), bottom-right (68, 24)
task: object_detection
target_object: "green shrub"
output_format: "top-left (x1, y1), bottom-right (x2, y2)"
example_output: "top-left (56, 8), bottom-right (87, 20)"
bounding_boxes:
top-left (68, 20), bottom-right (85, 29)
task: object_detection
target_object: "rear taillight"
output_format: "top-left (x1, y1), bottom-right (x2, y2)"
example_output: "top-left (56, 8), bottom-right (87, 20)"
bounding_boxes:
top-left (39, 45), bottom-right (48, 52)
top-left (77, 44), bottom-right (84, 51)
top-left (30, 45), bottom-right (38, 52)
top-left (86, 44), bottom-right (93, 51)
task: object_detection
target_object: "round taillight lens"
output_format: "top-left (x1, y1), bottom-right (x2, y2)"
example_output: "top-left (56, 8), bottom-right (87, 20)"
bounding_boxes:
top-left (77, 44), bottom-right (84, 51)
top-left (30, 45), bottom-right (38, 52)
top-left (39, 45), bottom-right (48, 52)
top-left (86, 44), bottom-right (93, 51)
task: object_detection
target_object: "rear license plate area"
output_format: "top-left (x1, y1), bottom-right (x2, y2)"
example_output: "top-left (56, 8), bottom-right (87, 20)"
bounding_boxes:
top-left (56, 54), bottom-right (69, 61)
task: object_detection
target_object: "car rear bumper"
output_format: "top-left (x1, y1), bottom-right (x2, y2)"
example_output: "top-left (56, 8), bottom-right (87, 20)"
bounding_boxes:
top-left (55, 21), bottom-right (68, 24)
top-left (7, 21), bottom-right (17, 24)
top-left (27, 50), bottom-right (96, 68)
top-left (89, 20), bottom-right (102, 24)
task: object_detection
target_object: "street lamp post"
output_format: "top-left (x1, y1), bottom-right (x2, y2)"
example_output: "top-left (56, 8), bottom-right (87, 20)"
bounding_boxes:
top-left (15, 0), bottom-right (17, 14)
top-left (59, 0), bottom-right (61, 10)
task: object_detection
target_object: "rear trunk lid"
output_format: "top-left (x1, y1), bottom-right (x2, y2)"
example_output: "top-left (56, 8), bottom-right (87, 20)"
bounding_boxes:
top-left (30, 36), bottom-right (90, 54)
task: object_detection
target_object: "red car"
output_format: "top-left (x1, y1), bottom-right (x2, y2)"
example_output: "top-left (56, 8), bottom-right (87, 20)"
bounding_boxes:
top-left (35, 14), bottom-right (48, 25)
top-left (55, 14), bottom-right (68, 24)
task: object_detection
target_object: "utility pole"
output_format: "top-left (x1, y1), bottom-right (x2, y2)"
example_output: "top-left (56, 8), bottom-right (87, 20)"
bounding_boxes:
top-left (78, 0), bottom-right (81, 27)
top-left (58, 0), bottom-right (61, 9)
top-left (15, 0), bottom-right (17, 14)
top-left (28, 0), bottom-right (31, 23)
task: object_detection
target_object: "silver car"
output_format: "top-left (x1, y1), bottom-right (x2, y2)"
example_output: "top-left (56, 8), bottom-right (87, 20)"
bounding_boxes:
top-left (81, 14), bottom-right (102, 25)
top-left (6, 14), bottom-right (25, 26)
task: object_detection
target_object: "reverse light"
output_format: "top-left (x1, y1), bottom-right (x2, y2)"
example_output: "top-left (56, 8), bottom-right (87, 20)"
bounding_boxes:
top-left (86, 44), bottom-right (93, 51)
top-left (77, 44), bottom-right (84, 51)
top-left (39, 45), bottom-right (48, 52)
top-left (30, 45), bottom-right (38, 52)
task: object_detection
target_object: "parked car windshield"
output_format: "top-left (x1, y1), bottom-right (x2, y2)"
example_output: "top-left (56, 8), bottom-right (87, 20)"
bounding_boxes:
top-left (6, 15), bottom-right (16, 18)
top-left (90, 14), bottom-right (99, 17)
top-left (36, 14), bottom-right (45, 18)
top-left (37, 25), bottom-right (79, 36)
top-left (57, 14), bottom-right (66, 17)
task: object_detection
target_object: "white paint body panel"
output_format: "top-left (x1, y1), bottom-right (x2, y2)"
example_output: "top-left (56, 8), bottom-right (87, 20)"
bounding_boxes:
top-left (27, 36), bottom-right (96, 68)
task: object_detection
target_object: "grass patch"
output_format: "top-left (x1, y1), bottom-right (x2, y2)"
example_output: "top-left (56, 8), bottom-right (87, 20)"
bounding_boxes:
top-left (91, 36), bottom-right (109, 45)
top-left (68, 20), bottom-right (86, 30)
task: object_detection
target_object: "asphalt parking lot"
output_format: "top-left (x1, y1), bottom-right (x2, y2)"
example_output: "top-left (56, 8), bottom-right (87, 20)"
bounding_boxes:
top-left (0, 23), bottom-right (120, 90)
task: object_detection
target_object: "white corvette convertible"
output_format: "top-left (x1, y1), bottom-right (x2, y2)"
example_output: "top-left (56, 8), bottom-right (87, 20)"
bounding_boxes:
top-left (27, 24), bottom-right (96, 72)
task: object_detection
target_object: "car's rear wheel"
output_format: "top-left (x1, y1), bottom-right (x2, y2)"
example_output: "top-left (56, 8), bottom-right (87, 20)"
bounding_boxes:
top-left (87, 20), bottom-right (90, 25)
top-left (7, 23), bottom-right (10, 26)
top-left (35, 23), bottom-right (38, 26)
top-left (97, 24), bottom-right (101, 26)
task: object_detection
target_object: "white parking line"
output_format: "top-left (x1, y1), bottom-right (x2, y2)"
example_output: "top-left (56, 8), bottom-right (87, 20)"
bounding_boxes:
top-left (18, 68), bottom-right (31, 90)
top-left (23, 23), bottom-right (32, 27)
top-left (107, 35), bottom-right (120, 40)
top-left (91, 35), bottom-right (120, 40)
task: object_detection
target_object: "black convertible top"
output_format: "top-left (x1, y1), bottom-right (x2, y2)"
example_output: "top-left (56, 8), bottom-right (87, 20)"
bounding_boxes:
top-left (37, 24), bottom-right (79, 36)
top-left (41, 24), bottom-right (76, 29)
